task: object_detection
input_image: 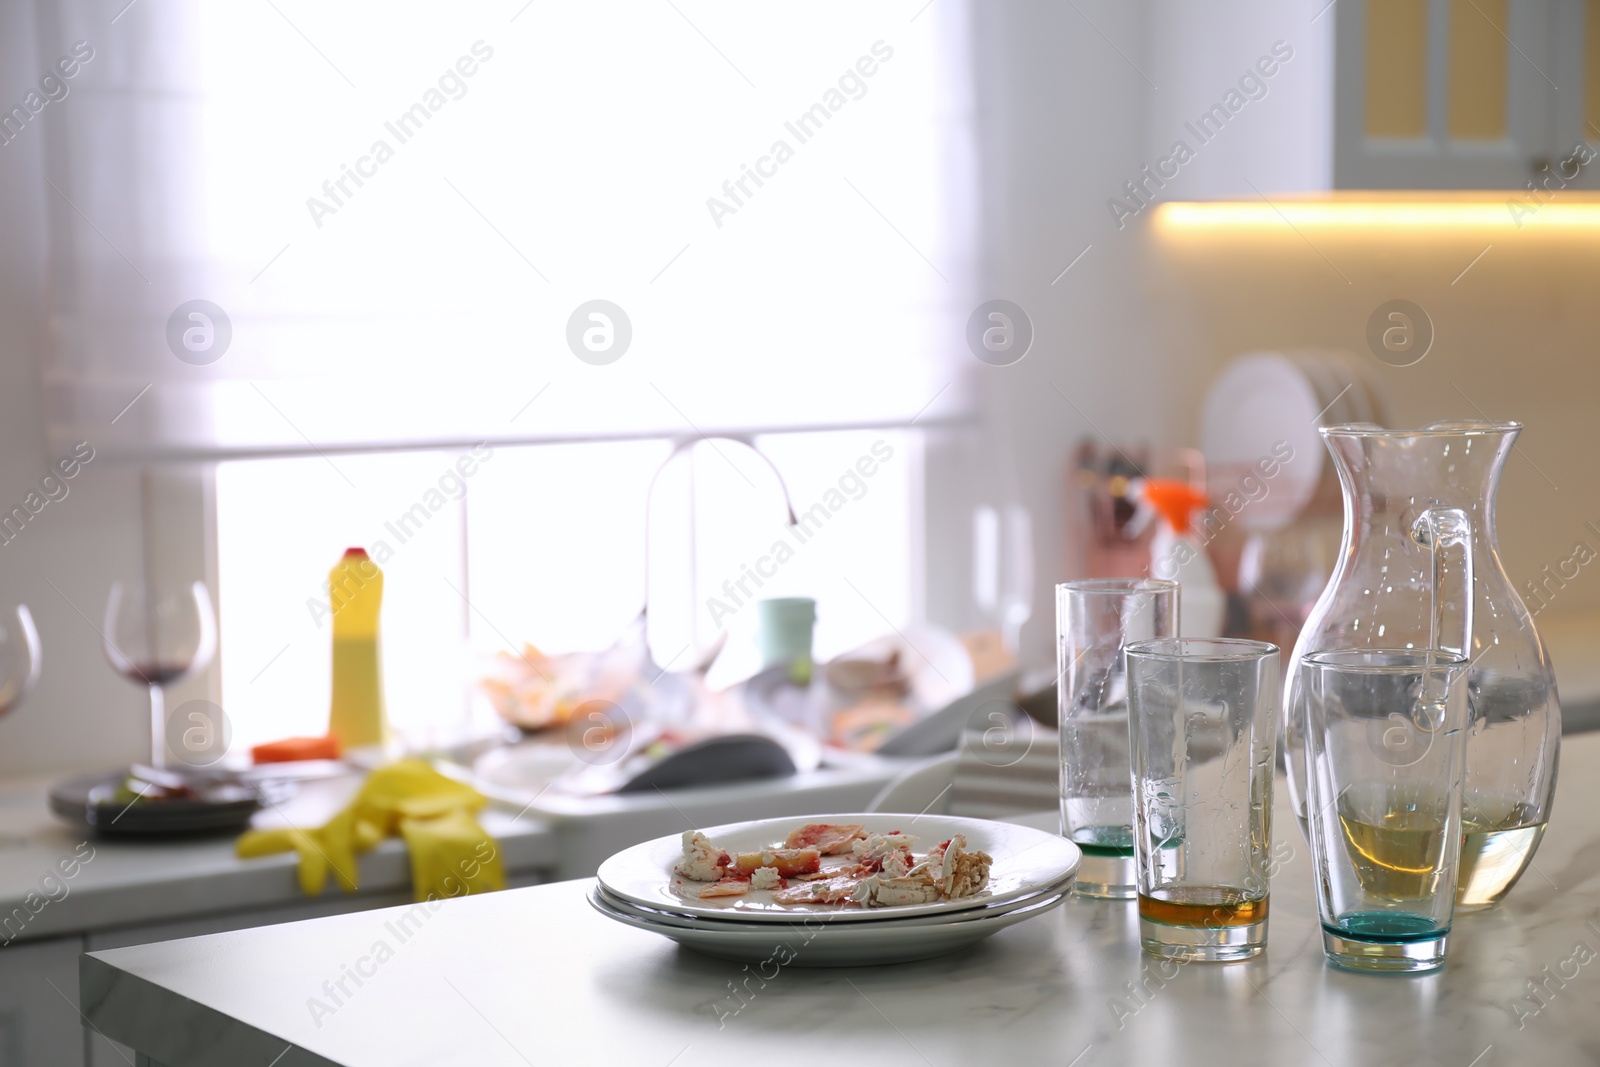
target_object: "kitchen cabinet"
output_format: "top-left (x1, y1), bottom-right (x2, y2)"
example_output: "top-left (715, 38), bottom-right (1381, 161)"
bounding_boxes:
top-left (1335, 0), bottom-right (1600, 188)
top-left (1143, 0), bottom-right (1600, 198)
top-left (0, 936), bottom-right (87, 1066)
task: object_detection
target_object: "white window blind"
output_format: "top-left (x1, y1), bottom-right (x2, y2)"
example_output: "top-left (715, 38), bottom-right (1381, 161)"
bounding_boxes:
top-left (38, 0), bottom-right (975, 460)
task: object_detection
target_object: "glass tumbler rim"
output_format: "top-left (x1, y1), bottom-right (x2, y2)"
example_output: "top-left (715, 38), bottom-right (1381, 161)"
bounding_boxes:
top-left (1057, 578), bottom-right (1179, 596)
top-left (1125, 637), bottom-right (1278, 663)
top-left (1300, 647), bottom-right (1469, 674)
top-left (1319, 419), bottom-right (1522, 440)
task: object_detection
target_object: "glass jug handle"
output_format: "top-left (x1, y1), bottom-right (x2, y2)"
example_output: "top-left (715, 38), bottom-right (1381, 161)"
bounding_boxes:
top-left (1411, 507), bottom-right (1475, 660)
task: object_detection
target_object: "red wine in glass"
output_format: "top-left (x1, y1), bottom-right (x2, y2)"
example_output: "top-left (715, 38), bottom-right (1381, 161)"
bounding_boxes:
top-left (121, 662), bottom-right (193, 686)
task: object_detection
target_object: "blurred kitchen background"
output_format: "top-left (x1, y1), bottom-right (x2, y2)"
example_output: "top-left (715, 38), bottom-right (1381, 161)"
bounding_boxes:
top-left (8, 0), bottom-right (1600, 1057)
top-left (0, 5), bottom-right (1596, 835)
top-left (0, 0), bottom-right (1595, 784)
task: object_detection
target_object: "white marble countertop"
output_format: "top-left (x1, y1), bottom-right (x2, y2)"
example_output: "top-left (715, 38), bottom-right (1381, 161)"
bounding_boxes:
top-left (81, 732), bottom-right (1600, 1067)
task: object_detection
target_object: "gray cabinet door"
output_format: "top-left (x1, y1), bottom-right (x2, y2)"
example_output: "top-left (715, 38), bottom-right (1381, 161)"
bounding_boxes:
top-left (1335, 0), bottom-right (1555, 188)
top-left (1549, 0), bottom-right (1600, 187)
top-left (0, 935), bottom-right (87, 1067)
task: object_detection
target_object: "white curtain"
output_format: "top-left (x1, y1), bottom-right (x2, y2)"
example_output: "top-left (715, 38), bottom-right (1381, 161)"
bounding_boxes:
top-left (38, 0), bottom-right (976, 459)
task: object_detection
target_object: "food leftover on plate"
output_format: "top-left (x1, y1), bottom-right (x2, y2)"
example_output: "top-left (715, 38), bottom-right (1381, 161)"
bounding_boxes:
top-left (673, 822), bottom-right (993, 908)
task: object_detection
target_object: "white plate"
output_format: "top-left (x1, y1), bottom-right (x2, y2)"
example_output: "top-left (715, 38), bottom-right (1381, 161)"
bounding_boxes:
top-left (595, 871), bottom-right (1078, 930)
top-left (1200, 352), bottom-right (1326, 532)
top-left (595, 813), bottom-right (1080, 923)
top-left (588, 885), bottom-right (1068, 967)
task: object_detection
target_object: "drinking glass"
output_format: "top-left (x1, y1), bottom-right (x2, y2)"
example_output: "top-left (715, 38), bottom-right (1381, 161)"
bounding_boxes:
top-left (1127, 638), bottom-right (1279, 962)
top-left (103, 581), bottom-right (217, 770)
top-left (1301, 649), bottom-right (1469, 973)
top-left (0, 605), bottom-right (41, 719)
top-left (1057, 578), bottom-right (1178, 898)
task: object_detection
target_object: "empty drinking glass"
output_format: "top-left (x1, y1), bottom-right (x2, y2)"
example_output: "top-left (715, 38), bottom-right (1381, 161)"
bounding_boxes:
top-left (1127, 638), bottom-right (1279, 962)
top-left (1057, 578), bottom-right (1178, 899)
top-left (1301, 649), bottom-right (1469, 973)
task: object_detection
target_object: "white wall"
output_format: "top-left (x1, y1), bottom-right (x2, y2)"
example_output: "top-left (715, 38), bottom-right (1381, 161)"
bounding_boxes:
top-left (925, 0), bottom-right (1199, 672)
top-left (0, 3), bottom-right (152, 777)
top-left (1148, 221), bottom-right (1600, 618)
top-left (1142, 0), bottom-right (1333, 201)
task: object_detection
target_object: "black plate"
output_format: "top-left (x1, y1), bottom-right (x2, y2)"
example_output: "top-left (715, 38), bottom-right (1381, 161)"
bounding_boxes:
top-left (48, 772), bottom-right (261, 837)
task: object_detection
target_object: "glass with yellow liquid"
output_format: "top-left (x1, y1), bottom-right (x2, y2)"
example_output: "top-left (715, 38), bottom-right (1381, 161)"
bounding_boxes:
top-left (1127, 638), bottom-right (1279, 963)
top-left (1302, 649), bottom-right (1469, 974)
top-left (1458, 798), bottom-right (1546, 908)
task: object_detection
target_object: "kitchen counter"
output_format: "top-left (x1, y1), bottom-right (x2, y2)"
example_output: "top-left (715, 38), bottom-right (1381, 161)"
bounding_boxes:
top-left (0, 757), bottom-right (899, 1066)
top-left (13, 605), bottom-right (1597, 947)
top-left (0, 760), bottom-right (900, 945)
top-left (81, 732), bottom-right (1600, 1066)
top-left (0, 773), bottom-right (558, 946)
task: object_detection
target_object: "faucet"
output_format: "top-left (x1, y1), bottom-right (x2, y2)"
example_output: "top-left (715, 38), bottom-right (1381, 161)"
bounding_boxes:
top-left (641, 435), bottom-right (799, 673)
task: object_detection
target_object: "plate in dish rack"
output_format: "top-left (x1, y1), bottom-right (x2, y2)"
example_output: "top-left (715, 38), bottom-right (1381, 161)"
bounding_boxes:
top-left (594, 813), bottom-right (1080, 923)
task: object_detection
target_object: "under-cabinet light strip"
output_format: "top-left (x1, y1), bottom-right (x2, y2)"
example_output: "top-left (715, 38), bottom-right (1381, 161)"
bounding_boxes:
top-left (1154, 199), bottom-right (1600, 230)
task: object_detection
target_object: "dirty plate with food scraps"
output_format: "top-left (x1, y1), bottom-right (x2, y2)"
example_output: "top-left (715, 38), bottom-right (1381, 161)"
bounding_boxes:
top-left (594, 813), bottom-right (1081, 923)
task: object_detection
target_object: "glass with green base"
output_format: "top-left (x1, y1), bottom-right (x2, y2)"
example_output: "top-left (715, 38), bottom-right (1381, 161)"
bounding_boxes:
top-left (1302, 649), bottom-right (1470, 973)
top-left (1057, 578), bottom-right (1178, 898)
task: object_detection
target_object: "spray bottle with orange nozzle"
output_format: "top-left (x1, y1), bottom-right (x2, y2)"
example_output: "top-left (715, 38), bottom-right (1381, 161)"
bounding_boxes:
top-left (1129, 478), bottom-right (1225, 638)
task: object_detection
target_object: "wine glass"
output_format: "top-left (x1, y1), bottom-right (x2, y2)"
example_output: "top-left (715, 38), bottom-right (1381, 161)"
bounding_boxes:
top-left (972, 503), bottom-right (1034, 657)
top-left (102, 581), bottom-right (217, 770)
top-left (0, 605), bottom-right (42, 719)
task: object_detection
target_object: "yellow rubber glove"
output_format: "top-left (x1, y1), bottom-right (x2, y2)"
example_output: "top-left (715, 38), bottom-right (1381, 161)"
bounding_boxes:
top-left (398, 806), bottom-right (507, 901)
top-left (235, 822), bottom-right (360, 896)
top-left (237, 760), bottom-right (503, 901)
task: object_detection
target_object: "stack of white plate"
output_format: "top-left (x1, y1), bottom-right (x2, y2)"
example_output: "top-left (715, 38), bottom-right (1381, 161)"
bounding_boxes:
top-left (589, 813), bottom-right (1082, 966)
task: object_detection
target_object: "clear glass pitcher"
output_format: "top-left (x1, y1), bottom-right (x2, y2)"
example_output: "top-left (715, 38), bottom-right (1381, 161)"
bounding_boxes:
top-left (1284, 421), bottom-right (1560, 910)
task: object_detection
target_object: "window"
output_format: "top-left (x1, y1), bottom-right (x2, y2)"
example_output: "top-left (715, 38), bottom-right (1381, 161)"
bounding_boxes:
top-left (45, 3), bottom-right (971, 750)
top-left (217, 430), bottom-right (918, 751)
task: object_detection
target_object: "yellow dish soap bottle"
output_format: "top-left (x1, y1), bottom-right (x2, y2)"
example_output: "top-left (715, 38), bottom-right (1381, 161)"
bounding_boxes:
top-left (327, 547), bottom-right (389, 752)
